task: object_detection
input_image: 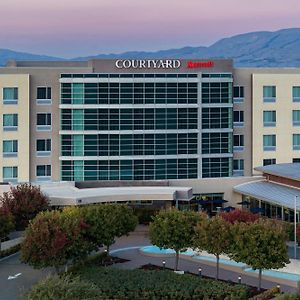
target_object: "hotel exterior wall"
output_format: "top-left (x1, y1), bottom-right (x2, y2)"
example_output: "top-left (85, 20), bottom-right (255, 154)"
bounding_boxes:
top-left (0, 74), bottom-right (30, 182)
top-left (252, 73), bottom-right (300, 173)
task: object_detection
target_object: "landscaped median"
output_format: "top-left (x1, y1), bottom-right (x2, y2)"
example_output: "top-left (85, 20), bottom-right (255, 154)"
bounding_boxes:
top-left (24, 265), bottom-right (250, 300)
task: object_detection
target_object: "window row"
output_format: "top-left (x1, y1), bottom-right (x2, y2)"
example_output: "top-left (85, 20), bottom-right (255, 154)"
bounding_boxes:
top-left (201, 82), bottom-right (232, 104)
top-left (202, 132), bottom-right (232, 154)
top-left (202, 107), bottom-right (232, 129)
top-left (61, 82), bottom-right (198, 105)
top-left (263, 134), bottom-right (300, 151)
top-left (202, 157), bottom-right (232, 178)
top-left (263, 86), bottom-right (300, 102)
top-left (61, 133), bottom-right (198, 157)
top-left (61, 108), bottom-right (198, 131)
top-left (2, 165), bottom-right (51, 182)
top-left (61, 159), bottom-right (198, 181)
top-left (263, 158), bottom-right (300, 166)
top-left (262, 110), bottom-right (300, 127)
top-left (61, 73), bottom-right (198, 78)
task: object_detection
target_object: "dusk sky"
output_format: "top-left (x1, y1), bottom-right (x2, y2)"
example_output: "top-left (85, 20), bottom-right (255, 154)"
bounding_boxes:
top-left (1, 0), bottom-right (300, 58)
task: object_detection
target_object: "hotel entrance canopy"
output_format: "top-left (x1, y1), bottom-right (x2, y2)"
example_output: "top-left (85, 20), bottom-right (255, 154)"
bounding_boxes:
top-left (39, 182), bottom-right (193, 206)
top-left (233, 180), bottom-right (300, 211)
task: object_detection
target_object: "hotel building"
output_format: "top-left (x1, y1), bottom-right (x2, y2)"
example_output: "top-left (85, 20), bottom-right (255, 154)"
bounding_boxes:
top-left (1, 58), bottom-right (300, 216)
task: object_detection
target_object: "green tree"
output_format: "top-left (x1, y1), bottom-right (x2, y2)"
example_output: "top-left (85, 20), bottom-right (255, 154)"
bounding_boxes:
top-left (0, 207), bottom-right (15, 250)
top-left (21, 209), bottom-right (93, 271)
top-left (229, 219), bottom-right (289, 291)
top-left (82, 204), bottom-right (138, 254)
top-left (194, 215), bottom-right (232, 279)
top-left (149, 209), bottom-right (200, 270)
top-left (0, 183), bottom-right (49, 229)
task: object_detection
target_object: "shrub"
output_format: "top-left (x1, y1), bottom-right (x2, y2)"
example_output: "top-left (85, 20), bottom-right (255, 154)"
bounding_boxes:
top-left (0, 183), bottom-right (49, 229)
top-left (276, 290), bottom-right (300, 300)
top-left (23, 275), bottom-right (101, 300)
top-left (0, 244), bottom-right (20, 259)
top-left (249, 286), bottom-right (280, 300)
top-left (26, 267), bottom-right (249, 300)
top-left (0, 207), bottom-right (15, 241)
top-left (133, 208), bottom-right (159, 224)
top-left (220, 209), bottom-right (259, 224)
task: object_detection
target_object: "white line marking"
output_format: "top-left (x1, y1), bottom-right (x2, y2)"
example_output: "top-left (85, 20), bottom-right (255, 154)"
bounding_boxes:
top-left (8, 273), bottom-right (22, 280)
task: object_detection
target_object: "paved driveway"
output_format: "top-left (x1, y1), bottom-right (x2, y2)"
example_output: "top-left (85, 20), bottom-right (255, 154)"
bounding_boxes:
top-left (0, 253), bottom-right (53, 300)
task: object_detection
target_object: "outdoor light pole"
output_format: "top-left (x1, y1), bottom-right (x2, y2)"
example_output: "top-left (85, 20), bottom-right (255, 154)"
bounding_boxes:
top-left (294, 195), bottom-right (299, 259)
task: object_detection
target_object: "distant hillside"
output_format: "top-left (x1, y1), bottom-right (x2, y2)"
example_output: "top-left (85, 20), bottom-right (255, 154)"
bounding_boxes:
top-left (1, 28), bottom-right (300, 67)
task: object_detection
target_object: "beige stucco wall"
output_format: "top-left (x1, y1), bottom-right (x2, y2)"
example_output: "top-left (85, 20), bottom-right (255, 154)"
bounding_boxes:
top-left (0, 74), bottom-right (30, 182)
top-left (252, 73), bottom-right (300, 174)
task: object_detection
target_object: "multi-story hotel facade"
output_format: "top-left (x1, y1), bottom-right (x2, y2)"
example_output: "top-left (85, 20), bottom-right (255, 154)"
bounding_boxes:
top-left (1, 58), bottom-right (300, 215)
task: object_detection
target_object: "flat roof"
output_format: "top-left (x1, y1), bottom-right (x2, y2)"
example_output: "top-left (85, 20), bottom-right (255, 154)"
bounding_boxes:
top-left (234, 180), bottom-right (300, 210)
top-left (39, 182), bottom-right (193, 206)
top-left (255, 163), bottom-right (300, 182)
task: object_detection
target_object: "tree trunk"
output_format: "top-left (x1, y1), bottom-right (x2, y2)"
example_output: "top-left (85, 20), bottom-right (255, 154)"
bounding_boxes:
top-left (258, 269), bottom-right (262, 291)
top-left (175, 251), bottom-right (179, 271)
top-left (216, 255), bottom-right (219, 280)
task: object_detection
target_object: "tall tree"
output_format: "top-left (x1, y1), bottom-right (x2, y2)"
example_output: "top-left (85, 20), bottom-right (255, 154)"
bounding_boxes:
top-left (21, 209), bottom-right (93, 271)
top-left (82, 204), bottom-right (138, 254)
top-left (229, 219), bottom-right (289, 290)
top-left (194, 216), bottom-right (232, 279)
top-left (149, 209), bottom-right (201, 270)
top-left (0, 183), bottom-right (49, 229)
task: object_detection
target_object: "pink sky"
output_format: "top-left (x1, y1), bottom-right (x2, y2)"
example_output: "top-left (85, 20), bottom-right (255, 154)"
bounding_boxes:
top-left (1, 0), bottom-right (300, 57)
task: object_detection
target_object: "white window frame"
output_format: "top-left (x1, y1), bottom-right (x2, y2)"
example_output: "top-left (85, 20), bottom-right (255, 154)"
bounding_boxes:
top-left (233, 110), bottom-right (244, 127)
top-left (233, 86), bottom-right (244, 103)
top-left (3, 87), bottom-right (18, 105)
top-left (233, 159), bottom-right (244, 176)
top-left (36, 165), bottom-right (51, 181)
top-left (3, 114), bottom-right (18, 131)
top-left (36, 86), bottom-right (52, 105)
top-left (36, 139), bottom-right (52, 157)
top-left (36, 112), bottom-right (52, 131)
top-left (233, 134), bottom-right (244, 152)
top-left (3, 140), bottom-right (18, 157)
top-left (3, 166), bottom-right (18, 182)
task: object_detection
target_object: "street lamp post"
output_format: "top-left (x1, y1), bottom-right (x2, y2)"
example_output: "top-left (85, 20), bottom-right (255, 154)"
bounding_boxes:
top-left (294, 195), bottom-right (299, 259)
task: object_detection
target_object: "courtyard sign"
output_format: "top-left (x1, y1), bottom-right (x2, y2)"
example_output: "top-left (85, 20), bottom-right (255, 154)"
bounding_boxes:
top-left (115, 59), bottom-right (181, 69)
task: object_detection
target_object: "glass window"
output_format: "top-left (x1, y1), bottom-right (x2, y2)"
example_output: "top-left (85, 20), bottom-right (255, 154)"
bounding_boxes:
top-left (3, 166), bottom-right (18, 182)
top-left (263, 159), bottom-right (276, 166)
top-left (3, 114), bottom-right (18, 131)
top-left (3, 87), bottom-right (18, 104)
top-left (263, 86), bottom-right (276, 102)
top-left (233, 111), bottom-right (244, 127)
top-left (293, 110), bottom-right (300, 126)
top-left (37, 113), bottom-right (51, 131)
top-left (293, 158), bottom-right (300, 163)
top-left (37, 87), bottom-right (51, 99)
top-left (3, 140), bottom-right (18, 157)
top-left (233, 86), bottom-right (244, 102)
top-left (293, 86), bottom-right (300, 102)
top-left (233, 135), bottom-right (244, 151)
top-left (263, 135), bottom-right (276, 151)
top-left (263, 111), bottom-right (276, 127)
top-left (72, 83), bottom-right (84, 104)
top-left (233, 159), bottom-right (244, 176)
top-left (36, 165), bottom-right (51, 177)
top-left (293, 134), bottom-right (300, 150)
top-left (36, 139), bottom-right (51, 156)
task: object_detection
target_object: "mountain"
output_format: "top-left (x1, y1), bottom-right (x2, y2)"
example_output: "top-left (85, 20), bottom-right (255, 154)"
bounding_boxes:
top-left (1, 28), bottom-right (300, 67)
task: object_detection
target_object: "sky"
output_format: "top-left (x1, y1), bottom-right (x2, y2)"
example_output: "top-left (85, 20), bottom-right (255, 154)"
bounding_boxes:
top-left (0, 0), bottom-right (300, 58)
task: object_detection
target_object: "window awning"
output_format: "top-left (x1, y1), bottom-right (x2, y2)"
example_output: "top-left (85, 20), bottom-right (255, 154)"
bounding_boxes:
top-left (233, 180), bottom-right (300, 210)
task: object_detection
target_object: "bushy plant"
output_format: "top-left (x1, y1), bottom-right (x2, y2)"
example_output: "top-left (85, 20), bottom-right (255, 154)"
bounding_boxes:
top-left (22, 275), bottom-right (101, 300)
top-left (277, 290), bottom-right (300, 299)
top-left (133, 207), bottom-right (159, 224)
top-left (220, 209), bottom-right (259, 224)
top-left (0, 183), bottom-right (49, 229)
top-left (149, 209), bottom-right (202, 270)
top-left (249, 286), bottom-right (280, 300)
top-left (0, 207), bottom-right (15, 242)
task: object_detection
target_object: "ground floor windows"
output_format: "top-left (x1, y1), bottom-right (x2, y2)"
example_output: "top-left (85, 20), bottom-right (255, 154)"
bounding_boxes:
top-left (36, 165), bottom-right (51, 181)
top-left (263, 158), bottom-right (276, 166)
top-left (61, 158), bottom-right (198, 181)
top-left (202, 157), bottom-right (232, 178)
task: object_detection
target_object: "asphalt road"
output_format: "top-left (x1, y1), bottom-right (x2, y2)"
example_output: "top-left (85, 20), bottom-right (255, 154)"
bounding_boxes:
top-left (0, 253), bottom-right (53, 300)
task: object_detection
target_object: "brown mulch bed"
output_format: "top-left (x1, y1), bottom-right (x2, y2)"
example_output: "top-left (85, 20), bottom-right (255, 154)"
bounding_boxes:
top-left (139, 264), bottom-right (268, 298)
top-left (98, 255), bottom-right (130, 267)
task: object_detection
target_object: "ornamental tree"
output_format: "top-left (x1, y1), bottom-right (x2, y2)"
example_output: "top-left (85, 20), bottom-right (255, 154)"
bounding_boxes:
top-left (220, 209), bottom-right (259, 224)
top-left (0, 183), bottom-right (49, 229)
top-left (149, 209), bottom-right (201, 271)
top-left (229, 219), bottom-right (289, 291)
top-left (82, 204), bottom-right (138, 254)
top-left (194, 216), bottom-right (232, 280)
top-left (21, 209), bottom-right (93, 271)
top-left (0, 207), bottom-right (15, 250)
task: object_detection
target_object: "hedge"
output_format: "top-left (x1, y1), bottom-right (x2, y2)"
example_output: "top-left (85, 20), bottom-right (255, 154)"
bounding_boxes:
top-left (25, 267), bottom-right (250, 300)
top-left (0, 244), bottom-right (21, 259)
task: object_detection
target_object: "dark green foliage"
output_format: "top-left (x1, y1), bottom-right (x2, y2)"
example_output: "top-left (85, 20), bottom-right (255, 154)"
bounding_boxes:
top-left (0, 207), bottom-right (14, 240)
top-left (26, 267), bottom-right (250, 300)
top-left (149, 209), bottom-right (201, 270)
top-left (277, 290), bottom-right (300, 300)
top-left (249, 286), bottom-right (280, 300)
top-left (22, 275), bottom-right (101, 300)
